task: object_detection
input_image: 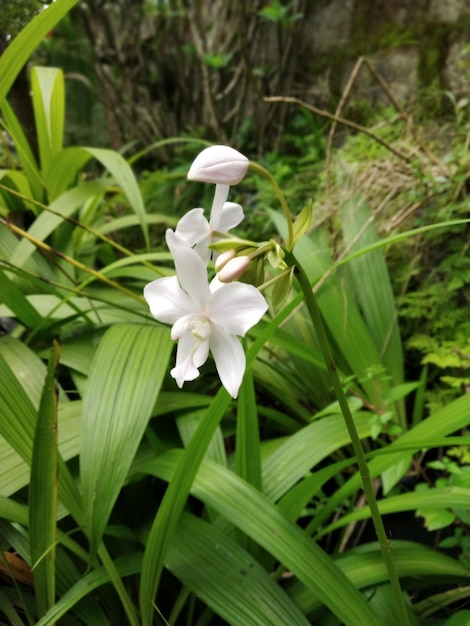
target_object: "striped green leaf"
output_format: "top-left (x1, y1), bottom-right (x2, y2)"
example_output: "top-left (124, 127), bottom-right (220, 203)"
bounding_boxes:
top-left (139, 388), bottom-right (231, 625)
top-left (0, 0), bottom-right (79, 106)
top-left (340, 195), bottom-right (404, 423)
top-left (167, 512), bottom-right (310, 626)
top-left (236, 370), bottom-right (262, 490)
top-left (31, 67), bottom-right (64, 174)
top-left (319, 486), bottom-right (470, 536)
top-left (0, 99), bottom-right (43, 202)
top-left (309, 392), bottom-right (470, 532)
top-left (288, 540), bottom-right (469, 615)
top-left (29, 341), bottom-right (60, 619)
top-left (138, 452), bottom-right (380, 626)
top-left (80, 323), bottom-right (172, 555)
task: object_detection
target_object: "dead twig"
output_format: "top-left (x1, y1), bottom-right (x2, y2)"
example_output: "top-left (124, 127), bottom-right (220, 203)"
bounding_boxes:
top-left (263, 95), bottom-right (415, 165)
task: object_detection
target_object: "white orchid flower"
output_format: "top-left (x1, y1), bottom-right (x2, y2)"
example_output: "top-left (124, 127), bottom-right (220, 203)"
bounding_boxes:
top-left (187, 145), bottom-right (249, 185)
top-left (175, 183), bottom-right (244, 264)
top-left (143, 229), bottom-right (268, 398)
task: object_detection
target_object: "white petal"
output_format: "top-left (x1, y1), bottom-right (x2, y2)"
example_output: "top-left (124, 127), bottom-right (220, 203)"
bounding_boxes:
top-left (170, 332), bottom-right (208, 386)
top-left (213, 202), bottom-right (244, 233)
top-left (187, 146), bottom-right (249, 185)
top-left (175, 208), bottom-right (210, 246)
top-left (193, 236), bottom-right (212, 265)
top-left (165, 229), bottom-right (210, 305)
top-left (143, 276), bottom-right (194, 324)
top-left (208, 282), bottom-right (268, 336)
top-left (209, 325), bottom-right (246, 398)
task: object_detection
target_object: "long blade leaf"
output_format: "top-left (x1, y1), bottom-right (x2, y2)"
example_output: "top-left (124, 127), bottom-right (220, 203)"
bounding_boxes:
top-left (80, 323), bottom-right (172, 555)
top-left (29, 340), bottom-right (60, 619)
top-left (0, 0), bottom-right (79, 106)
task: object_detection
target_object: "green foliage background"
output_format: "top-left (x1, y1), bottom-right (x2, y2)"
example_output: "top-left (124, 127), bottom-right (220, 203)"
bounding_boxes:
top-left (1, 2), bottom-right (470, 625)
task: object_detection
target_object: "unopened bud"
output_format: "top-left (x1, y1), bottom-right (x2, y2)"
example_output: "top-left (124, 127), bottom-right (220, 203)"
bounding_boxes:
top-left (214, 249), bottom-right (237, 272)
top-left (188, 145), bottom-right (249, 185)
top-left (217, 256), bottom-right (251, 283)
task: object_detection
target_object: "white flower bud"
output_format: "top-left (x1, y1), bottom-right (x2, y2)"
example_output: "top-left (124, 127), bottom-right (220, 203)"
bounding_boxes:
top-left (188, 145), bottom-right (249, 185)
top-left (217, 255), bottom-right (251, 283)
top-left (214, 249), bottom-right (237, 272)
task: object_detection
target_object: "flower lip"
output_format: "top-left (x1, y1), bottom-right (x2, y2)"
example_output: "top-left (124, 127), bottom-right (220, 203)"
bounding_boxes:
top-left (187, 145), bottom-right (249, 185)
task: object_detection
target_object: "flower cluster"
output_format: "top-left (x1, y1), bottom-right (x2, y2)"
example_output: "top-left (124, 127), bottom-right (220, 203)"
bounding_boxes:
top-left (144, 146), bottom-right (268, 398)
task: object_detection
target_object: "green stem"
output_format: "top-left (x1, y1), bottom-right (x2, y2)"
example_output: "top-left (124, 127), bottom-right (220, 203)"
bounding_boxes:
top-left (249, 161), bottom-right (294, 251)
top-left (287, 251), bottom-right (410, 626)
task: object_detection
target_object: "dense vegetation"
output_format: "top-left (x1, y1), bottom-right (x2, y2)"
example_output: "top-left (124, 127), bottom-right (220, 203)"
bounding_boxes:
top-left (1, 2), bottom-right (470, 625)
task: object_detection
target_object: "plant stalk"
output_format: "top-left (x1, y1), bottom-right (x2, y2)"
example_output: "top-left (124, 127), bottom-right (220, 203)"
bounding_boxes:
top-left (248, 161), bottom-right (294, 250)
top-left (287, 251), bottom-right (410, 626)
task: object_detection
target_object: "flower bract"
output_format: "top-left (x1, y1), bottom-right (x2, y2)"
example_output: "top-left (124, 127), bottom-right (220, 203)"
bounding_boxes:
top-left (143, 229), bottom-right (268, 398)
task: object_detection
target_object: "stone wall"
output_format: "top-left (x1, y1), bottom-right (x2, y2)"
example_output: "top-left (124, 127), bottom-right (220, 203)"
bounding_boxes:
top-left (299, 0), bottom-right (470, 110)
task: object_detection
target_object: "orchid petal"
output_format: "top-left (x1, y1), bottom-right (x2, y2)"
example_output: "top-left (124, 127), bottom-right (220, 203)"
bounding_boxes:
top-left (209, 325), bottom-right (246, 398)
top-left (165, 229), bottom-right (210, 305)
top-left (170, 331), bottom-right (209, 387)
top-left (193, 236), bottom-right (212, 265)
top-left (208, 282), bottom-right (268, 336)
top-left (175, 208), bottom-right (210, 246)
top-left (143, 276), bottom-right (194, 324)
top-left (187, 146), bottom-right (249, 185)
top-left (214, 201), bottom-right (244, 233)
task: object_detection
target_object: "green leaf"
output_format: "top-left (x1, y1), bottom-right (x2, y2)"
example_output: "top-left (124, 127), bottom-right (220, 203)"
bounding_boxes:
top-left (0, 353), bottom-right (37, 463)
top-left (445, 611), bottom-right (470, 626)
top-left (340, 195), bottom-right (404, 395)
top-left (0, 99), bottom-right (43, 202)
top-left (138, 452), bottom-right (380, 626)
top-left (80, 323), bottom-right (172, 555)
top-left (139, 388), bottom-right (232, 626)
top-left (262, 412), bottom-right (371, 502)
top-left (0, 268), bottom-right (43, 328)
top-left (0, 0), bottom-right (79, 106)
top-left (44, 147), bottom-right (93, 200)
top-left (318, 487), bottom-right (470, 536)
top-left (236, 370), bottom-right (262, 491)
top-left (35, 553), bottom-right (143, 626)
top-left (84, 147), bottom-right (150, 250)
top-left (418, 508), bottom-right (456, 531)
top-left (31, 67), bottom-right (64, 173)
top-left (29, 340), bottom-right (60, 619)
top-left (9, 181), bottom-right (107, 269)
top-left (292, 201), bottom-right (313, 247)
top-left (270, 267), bottom-right (294, 313)
top-left (289, 540), bottom-right (468, 616)
top-left (167, 513), bottom-right (310, 626)
top-left (176, 411), bottom-right (226, 467)
top-left (309, 393), bottom-right (470, 532)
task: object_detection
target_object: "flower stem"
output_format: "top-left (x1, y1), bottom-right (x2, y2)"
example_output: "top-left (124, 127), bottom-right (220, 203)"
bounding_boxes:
top-left (286, 250), bottom-right (410, 626)
top-left (248, 161), bottom-right (294, 251)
